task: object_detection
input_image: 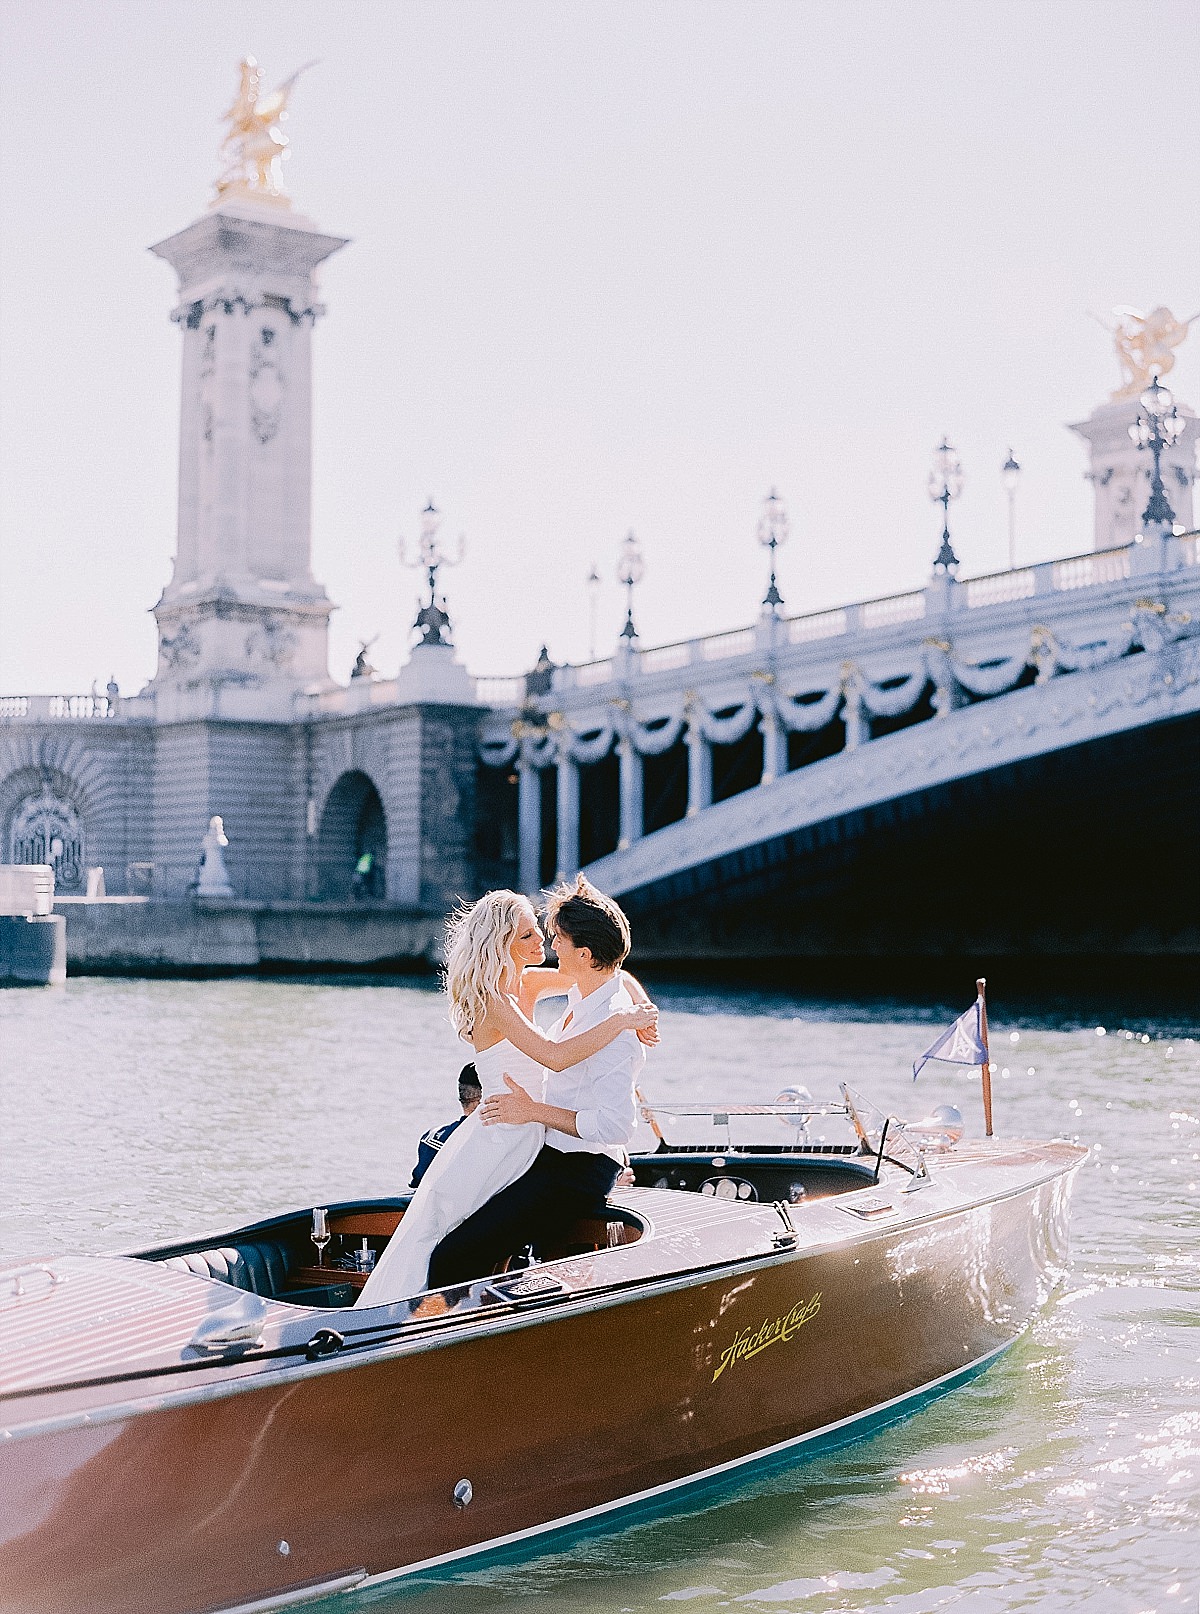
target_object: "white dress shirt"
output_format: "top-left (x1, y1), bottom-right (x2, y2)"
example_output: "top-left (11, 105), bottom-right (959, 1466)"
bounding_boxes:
top-left (544, 975), bottom-right (645, 1164)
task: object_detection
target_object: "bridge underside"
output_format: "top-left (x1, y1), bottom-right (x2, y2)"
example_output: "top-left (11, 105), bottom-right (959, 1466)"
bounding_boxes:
top-left (616, 710), bottom-right (1200, 981)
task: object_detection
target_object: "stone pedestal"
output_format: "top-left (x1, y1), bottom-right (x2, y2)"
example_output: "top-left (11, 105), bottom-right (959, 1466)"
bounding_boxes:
top-left (1070, 395), bottom-right (1198, 551)
top-left (392, 643), bottom-right (476, 705)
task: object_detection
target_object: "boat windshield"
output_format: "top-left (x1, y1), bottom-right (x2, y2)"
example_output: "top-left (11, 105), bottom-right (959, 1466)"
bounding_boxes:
top-left (639, 1084), bottom-right (892, 1157)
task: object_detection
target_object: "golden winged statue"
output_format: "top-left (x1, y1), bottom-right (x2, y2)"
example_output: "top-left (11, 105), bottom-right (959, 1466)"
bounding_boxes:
top-left (214, 57), bottom-right (316, 204)
top-left (1099, 305), bottom-right (1197, 399)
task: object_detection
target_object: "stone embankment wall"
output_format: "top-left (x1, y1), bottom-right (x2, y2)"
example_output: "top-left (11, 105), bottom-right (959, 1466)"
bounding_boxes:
top-left (54, 898), bottom-right (444, 974)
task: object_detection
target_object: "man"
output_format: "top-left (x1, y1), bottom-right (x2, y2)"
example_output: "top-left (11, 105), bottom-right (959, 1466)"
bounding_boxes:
top-left (409, 1064), bottom-right (482, 1189)
top-left (425, 877), bottom-right (648, 1289)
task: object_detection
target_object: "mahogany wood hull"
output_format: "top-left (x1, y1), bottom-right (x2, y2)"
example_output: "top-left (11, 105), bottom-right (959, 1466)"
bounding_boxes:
top-left (0, 1160), bottom-right (1077, 1614)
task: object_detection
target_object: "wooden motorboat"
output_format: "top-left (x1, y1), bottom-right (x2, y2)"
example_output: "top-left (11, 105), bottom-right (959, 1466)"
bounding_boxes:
top-left (0, 1089), bottom-right (1084, 1614)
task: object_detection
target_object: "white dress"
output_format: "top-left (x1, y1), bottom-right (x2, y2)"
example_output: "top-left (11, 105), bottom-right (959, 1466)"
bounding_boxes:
top-left (354, 1041), bottom-right (546, 1308)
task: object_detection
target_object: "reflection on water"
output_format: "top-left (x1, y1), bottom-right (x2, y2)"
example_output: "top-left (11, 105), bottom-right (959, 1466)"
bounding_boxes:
top-left (1, 977), bottom-right (1198, 1612)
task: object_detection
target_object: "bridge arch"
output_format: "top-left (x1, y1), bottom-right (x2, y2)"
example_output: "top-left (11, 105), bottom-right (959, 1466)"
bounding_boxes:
top-left (316, 769), bottom-right (387, 899)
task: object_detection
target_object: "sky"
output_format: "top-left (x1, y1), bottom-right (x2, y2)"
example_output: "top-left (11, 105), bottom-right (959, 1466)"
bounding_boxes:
top-left (1, 0), bottom-right (1198, 692)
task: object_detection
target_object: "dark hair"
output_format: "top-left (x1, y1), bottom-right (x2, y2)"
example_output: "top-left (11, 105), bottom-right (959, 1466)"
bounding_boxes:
top-left (458, 1063), bottom-right (481, 1103)
top-left (544, 875), bottom-right (631, 971)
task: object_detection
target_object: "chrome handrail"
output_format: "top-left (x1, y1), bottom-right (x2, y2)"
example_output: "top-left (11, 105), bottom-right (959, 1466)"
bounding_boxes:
top-left (2, 1263), bottom-right (67, 1300)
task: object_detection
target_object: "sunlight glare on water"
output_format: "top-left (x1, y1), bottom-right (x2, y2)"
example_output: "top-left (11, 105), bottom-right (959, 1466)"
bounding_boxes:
top-left (1, 976), bottom-right (1197, 1612)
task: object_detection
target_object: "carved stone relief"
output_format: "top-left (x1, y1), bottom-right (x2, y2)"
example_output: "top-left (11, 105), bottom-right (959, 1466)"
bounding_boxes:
top-left (159, 620), bottom-right (201, 671)
top-left (249, 328), bottom-right (284, 444)
top-left (243, 616), bottom-right (298, 671)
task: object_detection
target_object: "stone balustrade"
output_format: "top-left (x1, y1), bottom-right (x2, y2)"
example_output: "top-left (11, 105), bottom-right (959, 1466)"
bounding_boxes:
top-left (0, 693), bottom-right (155, 724)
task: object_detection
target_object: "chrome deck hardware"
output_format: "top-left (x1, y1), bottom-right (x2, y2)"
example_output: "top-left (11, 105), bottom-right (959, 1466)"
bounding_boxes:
top-left (770, 1201), bottom-right (799, 1249)
top-left (3, 1264), bottom-right (67, 1301)
top-left (901, 1149), bottom-right (933, 1192)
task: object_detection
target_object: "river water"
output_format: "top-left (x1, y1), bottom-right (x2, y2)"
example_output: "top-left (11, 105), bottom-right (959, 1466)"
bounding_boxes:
top-left (1, 977), bottom-right (1197, 1613)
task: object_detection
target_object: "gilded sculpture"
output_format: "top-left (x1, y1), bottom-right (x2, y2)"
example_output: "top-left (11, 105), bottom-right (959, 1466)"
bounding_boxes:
top-left (214, 57), bottom-right (315, 204)
top-left (1098, 305), bottom-right (1196, 399)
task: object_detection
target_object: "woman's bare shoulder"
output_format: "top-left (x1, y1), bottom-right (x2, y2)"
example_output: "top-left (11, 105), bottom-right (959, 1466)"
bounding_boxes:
top-left (473, 995), bottom-right (520, 1050)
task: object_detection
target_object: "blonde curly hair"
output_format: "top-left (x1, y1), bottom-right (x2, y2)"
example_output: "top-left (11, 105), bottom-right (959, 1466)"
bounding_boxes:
top-left (444, 888), bottom-right (534, 1040)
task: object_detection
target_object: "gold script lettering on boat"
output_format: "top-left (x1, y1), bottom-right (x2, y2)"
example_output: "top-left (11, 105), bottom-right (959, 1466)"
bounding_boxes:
top-left (713, 1293), bottom-right (823, 1382)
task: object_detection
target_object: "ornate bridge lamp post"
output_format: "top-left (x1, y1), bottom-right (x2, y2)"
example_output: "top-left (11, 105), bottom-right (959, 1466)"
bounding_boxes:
top-left (616, 530), bottom-right (645, 645)
top-left (755, 487), bottom-right (790, 779)
top-left (586, 563), bottom-right (602, 662)
top-left (615, 530), bottom-right (646, 850)
top-left (928, 438), bottom-right (964, 574)
top-left (757, 487), bottom-right (790, 620)
top-left (1001, 449), bottom-right (1021, 570)
top-left (399, 499), bottom-right (465, 646)
top-left (1129, 375), bottom-right (1183, 536)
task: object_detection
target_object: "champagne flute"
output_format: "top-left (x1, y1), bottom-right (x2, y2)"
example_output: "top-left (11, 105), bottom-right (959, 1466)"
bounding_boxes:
top-left (310, 1207), bottom-right (330, 1268)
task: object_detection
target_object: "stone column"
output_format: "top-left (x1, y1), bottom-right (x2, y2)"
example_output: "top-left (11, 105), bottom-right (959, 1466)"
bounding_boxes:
top-left (517, 758), bottom-right (541, 895)
top-left (556, 750), bottom-right (580, 881)
top-left (148, 203), bottom-right (349, 719)
top-left (760, 707), bottom-right (785, 784)
top-left (843, 687), bottom-right (867, 750)
top-left (686, 719), bottom-right (712, 817)
top-left (617, 737), bottom-right (643, 851)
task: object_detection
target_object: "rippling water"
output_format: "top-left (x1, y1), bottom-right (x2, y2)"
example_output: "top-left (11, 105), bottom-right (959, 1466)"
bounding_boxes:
top-left (1, 977), bottom-right (1197, 1612)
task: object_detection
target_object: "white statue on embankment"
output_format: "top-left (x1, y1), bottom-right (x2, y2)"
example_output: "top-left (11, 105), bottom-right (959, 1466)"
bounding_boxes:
top-left (196, 816), bottom-right (234, 898)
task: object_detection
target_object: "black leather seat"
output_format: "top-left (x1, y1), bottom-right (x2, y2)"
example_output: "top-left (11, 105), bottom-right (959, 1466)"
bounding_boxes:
top-left (162, 1239), bottom-right (292, 1296)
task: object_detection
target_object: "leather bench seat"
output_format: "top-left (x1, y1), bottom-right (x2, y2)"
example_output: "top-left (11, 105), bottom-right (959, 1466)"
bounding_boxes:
top-left (162, 1240), bottom-right (292, 1296)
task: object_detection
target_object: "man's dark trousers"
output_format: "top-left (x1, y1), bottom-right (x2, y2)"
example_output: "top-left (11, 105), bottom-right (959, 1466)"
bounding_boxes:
top-left (427, 1145), bottom-right (619, 1290)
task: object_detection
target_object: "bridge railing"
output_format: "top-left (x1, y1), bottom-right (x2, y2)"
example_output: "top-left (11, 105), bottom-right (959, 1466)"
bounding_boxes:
top-left (544, 542), bottom-right (1150, 697)
top-left (474, 676), bottom-right (526, 705)
top-left (0, 693), bottom-right (118, 721)
top-left (4, 537), bottom-right (1196, 727)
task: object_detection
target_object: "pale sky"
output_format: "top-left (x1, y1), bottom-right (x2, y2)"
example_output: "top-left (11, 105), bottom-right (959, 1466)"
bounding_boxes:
top-left (2, 0), bottom-right (1198, 693)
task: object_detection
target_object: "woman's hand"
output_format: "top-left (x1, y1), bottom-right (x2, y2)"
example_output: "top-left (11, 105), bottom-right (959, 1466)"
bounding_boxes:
top-left (481, 1074), bottom-right (541, 1127)
top-left (621, 1003), bottom-right (659, 1045)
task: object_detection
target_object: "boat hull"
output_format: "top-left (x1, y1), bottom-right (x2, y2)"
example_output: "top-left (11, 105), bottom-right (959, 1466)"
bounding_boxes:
top-left (0, 1160), bottom-right (1076, 1614)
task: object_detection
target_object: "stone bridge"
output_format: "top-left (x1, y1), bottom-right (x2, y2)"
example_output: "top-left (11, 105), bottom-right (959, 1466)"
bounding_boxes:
top-left (480, 531), bottom-right (1200, 967)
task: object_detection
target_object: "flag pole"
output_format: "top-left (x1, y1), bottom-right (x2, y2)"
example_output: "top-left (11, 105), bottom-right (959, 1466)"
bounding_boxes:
top-left (977, 976), bottom-right (994, 1137)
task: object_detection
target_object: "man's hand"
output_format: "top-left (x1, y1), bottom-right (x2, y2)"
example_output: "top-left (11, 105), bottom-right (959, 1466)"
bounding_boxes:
top-left (481, 1074), bottom-right (541, 1127)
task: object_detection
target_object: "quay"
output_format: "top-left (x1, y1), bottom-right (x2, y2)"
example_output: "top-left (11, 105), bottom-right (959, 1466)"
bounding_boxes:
top-left (0, 866), bottom-right (66, 985)
top-left (49, 897), bottom-right (442, 975)
top-left (2, 87), bottom-right (1198, 978)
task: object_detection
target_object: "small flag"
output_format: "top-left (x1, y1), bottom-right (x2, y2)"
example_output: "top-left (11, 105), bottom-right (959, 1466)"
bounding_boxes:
top-left (913, 996), bottom-right (988, 1082)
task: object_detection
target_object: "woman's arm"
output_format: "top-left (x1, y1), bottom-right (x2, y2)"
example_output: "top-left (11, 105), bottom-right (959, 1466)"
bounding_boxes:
top-left (620, 970), bottom-right (660, 1046)
top-left (489, 992), bottom-right (656, 1073)
top-left (620, 969), bottom-right (650, 1005)
top-left (515, 966), bottom-right (570, 1019)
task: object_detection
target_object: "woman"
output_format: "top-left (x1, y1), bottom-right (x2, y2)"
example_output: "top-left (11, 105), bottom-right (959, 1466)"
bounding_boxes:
top-left (355, 889), bottom-right (657, 1307)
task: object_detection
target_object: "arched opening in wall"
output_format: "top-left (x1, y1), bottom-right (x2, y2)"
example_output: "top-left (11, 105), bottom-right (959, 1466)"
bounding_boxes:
top-left (475, 762), bottom-right (518, 890)
top-left (539, 767), bottom-right (558, 889)
top-left (642, 739), bottom-right (688, 834)
top-left (579, 750), bottom-right (619, 865)
top-left (868, 679), bottom-right (937, 740)
top-left (317, 771), bottom-right (387, 900)
top-left (712, 726), bottom-right (764, 804)
top-left (7, 788), bottom-right (86, 893)
top-left (787, 715), bottom-right (846, 772)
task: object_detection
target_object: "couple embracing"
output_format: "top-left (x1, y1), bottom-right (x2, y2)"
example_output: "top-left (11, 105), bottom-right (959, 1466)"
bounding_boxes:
top-left (356, 876), bottom-right (658, 1309)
